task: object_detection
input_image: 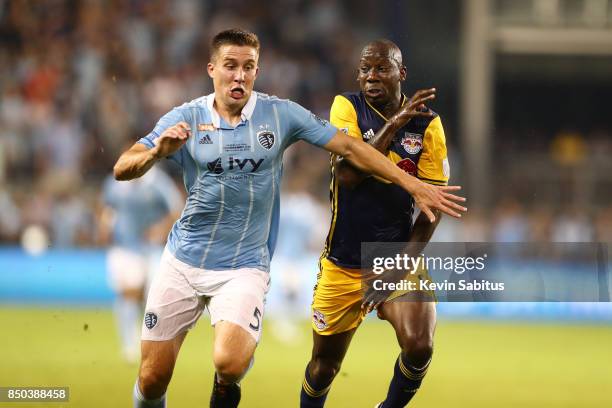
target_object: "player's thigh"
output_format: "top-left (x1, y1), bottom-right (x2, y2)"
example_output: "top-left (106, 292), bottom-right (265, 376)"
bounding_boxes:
top-left (312, 258), bottom-right (365, 335)
top-left (142, 251), bottom-right (205, 342)
top-left (379, 297), bottom-right (436, 347)
top-left (139, 332), bottom-right (188, 386)
top-left (207, 268), bottom-right (270, 343)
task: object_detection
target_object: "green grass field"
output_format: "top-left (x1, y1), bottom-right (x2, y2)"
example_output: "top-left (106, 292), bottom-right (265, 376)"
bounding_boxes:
top-left (1, 307), bottom-right (611, 408)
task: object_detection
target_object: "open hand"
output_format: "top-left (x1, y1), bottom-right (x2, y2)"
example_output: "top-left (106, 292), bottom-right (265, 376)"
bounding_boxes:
top-left (413, 183), bottom-right (466, 222)
top-left (390, 88), bottom-right (437, 127)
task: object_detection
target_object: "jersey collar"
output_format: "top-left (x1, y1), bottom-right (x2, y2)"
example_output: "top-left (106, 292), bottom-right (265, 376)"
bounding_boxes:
top-left (205, 91), bottom-right (258, 128)
top-left (364, 93), bottom-right (408, 122)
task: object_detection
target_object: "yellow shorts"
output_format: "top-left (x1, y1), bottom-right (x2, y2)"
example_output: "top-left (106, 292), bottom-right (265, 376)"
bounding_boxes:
top-left (311, 257), bottom-right (432, 335)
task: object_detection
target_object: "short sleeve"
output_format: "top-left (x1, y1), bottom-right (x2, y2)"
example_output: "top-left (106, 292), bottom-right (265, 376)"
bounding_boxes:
top-left (137, 108), bottom-right (186, 166)
top-left (329, 95), bottom-right (362, 139)
top-left (284, 101), bottom-right (337, 147)
top-left (417, 116), bottom-right (450, 185)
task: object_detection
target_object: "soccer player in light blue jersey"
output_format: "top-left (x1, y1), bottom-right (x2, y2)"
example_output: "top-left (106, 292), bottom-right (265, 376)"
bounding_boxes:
top-left (113, 29), bottom-right (466, 408)
top-left (99, 166), bottom-right (183, 363)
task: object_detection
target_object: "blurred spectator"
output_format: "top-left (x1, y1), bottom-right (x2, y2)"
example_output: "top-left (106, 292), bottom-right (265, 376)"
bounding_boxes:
top-left (528, 206), bottom-right (553, 242)
top-left (0, 185), bottom-right (21, 242)
top-left (492, 198), bottom-right (529, 242)
top-left (594, 206), bottom-right (612, 243)
top-left (551, 207), bottom-right (593, 242)
top-left (48, 172), bottom-right (93, 248)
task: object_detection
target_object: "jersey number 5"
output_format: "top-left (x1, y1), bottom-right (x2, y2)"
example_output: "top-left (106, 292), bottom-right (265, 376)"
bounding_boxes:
top-left (249, 307), bottom-right (261, 331)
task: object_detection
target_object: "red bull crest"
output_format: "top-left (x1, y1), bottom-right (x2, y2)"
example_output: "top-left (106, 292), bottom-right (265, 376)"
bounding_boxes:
top-left (400, 132), bottom-right (423, 154)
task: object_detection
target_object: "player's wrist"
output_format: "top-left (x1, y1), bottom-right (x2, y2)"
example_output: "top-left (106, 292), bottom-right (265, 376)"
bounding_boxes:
top-left (389, 112), bottom-right (409, 129)
top-left (399, 172), bottom-right (421, 194)
top-left (150, 145), bottom-right (164, 161)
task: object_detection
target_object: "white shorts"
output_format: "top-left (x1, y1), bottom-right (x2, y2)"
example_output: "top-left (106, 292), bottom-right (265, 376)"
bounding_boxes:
top-left (107, 247), bottom-right (148, 291)
top-left (141, 249), bottom-right (271, 342)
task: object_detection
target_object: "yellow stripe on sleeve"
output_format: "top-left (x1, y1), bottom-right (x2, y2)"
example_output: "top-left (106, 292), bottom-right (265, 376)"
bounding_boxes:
top-left (329, 95), bottom-right (362, 139)
top-left (417, 116), bottom-right (450, 185)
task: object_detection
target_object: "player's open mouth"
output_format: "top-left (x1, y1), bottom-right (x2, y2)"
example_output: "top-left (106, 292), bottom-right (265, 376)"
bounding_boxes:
top-left (230, 87), bottom-right (245, 99)
top-left (365, 88), bottom-right (383, 97)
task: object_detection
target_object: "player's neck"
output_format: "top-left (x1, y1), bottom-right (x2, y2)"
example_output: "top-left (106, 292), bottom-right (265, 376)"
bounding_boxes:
top-left (214, 99), bottom-right (244, 127)
top-left (378, 100), bottom-right (402, 119)
top-left (374, 91), bottom-right (403, 119)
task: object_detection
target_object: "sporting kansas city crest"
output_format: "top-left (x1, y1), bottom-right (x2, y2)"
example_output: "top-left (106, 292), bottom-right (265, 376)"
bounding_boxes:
top-left (400, 132), bottom-right (423, 154)
top-left (144, 312), bottom-right (158, 330)
top-left (257, 130), bottom-right (275, 150)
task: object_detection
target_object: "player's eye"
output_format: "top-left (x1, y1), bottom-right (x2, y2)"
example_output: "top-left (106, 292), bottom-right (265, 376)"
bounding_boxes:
top-left (359, 66), bottom-right (369, 73)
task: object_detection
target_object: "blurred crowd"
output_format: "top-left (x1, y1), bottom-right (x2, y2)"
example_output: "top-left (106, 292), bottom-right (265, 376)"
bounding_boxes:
top-left (0, 0), bottom-right (370, 247)
top-left (0, 0), bottom-right (610, 249)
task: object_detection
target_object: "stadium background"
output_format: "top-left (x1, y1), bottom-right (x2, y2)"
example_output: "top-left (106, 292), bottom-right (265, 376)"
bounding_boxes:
top-left (1, 0), bottom-right (611, 407)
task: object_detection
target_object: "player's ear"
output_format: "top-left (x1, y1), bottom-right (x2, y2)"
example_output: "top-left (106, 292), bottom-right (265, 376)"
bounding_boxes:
top-left (399, 65), bottom-right (407, 81)
top-left (207, 62), bottom-right (215, 79)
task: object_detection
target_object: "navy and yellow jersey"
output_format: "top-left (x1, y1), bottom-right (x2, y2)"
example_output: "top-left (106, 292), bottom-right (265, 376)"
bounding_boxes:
top-left (323, 91), bottom-right (450, 268)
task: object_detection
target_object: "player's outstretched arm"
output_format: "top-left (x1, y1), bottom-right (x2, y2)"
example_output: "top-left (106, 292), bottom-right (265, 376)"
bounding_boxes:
top-left (113, 122), bottom-right (191, 181)
top-left (324, 132), bottom-right (466, 222)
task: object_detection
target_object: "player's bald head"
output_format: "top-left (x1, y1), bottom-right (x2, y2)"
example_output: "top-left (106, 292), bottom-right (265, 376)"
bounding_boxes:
top-left (361, 39), bottom-right (403, 68)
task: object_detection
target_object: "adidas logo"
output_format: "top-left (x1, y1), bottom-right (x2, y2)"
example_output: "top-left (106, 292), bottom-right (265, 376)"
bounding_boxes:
top-left (363, 129), bottom-right (375, 140)
top-left (199, 134), bottom-right (213, 144)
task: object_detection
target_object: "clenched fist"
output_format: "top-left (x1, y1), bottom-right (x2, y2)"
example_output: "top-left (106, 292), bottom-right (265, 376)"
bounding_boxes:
top-left (152, 122), bottom-right (191, 159)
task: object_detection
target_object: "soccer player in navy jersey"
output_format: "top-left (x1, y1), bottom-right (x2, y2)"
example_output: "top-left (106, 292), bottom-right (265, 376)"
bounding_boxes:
top-left (300, 39), bottom-right (453, 408)
top-left (113, 29), bottom-right (466, 408)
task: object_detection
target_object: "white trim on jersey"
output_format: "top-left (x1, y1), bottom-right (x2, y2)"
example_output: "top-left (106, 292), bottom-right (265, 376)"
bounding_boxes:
top-left (232, 177), bottom-right (255, 268)
top-left (205, 92), bottom-right (258, 128)
top-left (201, 180), bottom-right (225, 268)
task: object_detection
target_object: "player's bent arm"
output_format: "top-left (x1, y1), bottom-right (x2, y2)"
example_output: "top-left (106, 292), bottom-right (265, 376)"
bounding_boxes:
top-left (403, 210), bottom-right (442, 259)
top-left (113, 143), bottom-right (160, 181)
top-left (114, 122), bottom-right (190, 180)
top-left (411, 210), bottom-right (441, 242)
top-left (323, 131), bottom-right (467, 222)
top-left (325, 131), bottom-right (420, 193)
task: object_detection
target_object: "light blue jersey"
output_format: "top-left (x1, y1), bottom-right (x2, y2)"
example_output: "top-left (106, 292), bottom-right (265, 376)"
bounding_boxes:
top-left (138, 92), bottom-right (337, 272)
top-left (103, 167), bottom-right (183, 250)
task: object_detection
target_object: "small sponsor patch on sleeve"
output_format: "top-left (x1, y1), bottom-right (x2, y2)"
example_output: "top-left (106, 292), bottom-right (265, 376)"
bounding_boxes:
top-left (311, 113), bottom-right (330, 127)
